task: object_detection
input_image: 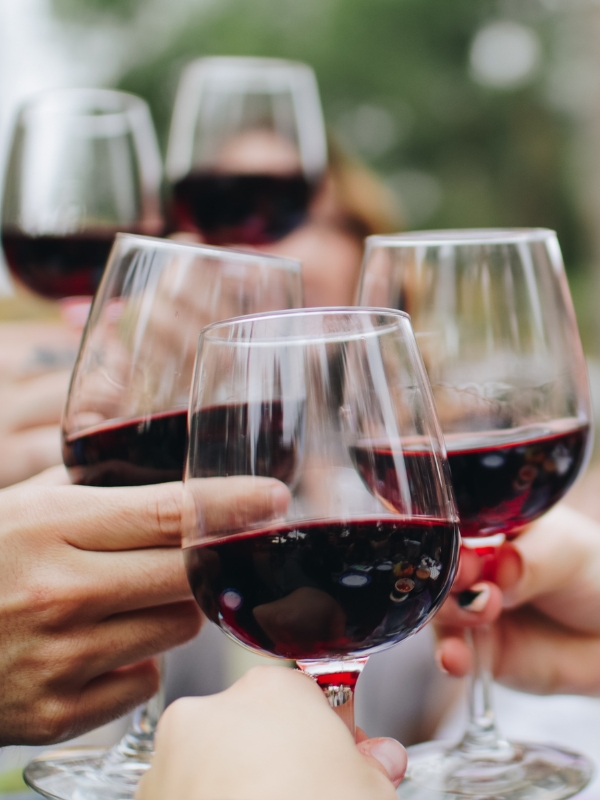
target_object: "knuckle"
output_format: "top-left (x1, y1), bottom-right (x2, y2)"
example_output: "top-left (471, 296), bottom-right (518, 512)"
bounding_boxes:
top-left (151, 486), bottom-right (183, 543)
top-left (21, 573), bottom-right (65, 620)
top-left (22, 569), bottom-right (84, 628)
top-left (33, 696), bottom-right (77, 744)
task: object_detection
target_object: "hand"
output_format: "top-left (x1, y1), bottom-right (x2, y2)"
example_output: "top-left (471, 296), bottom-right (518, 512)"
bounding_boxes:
top-left (136, 666), bottom-right (406, 800)
top-left (435, 505), bottom-right (600, 695)
top-left (0, 369), bottom-right (71, 486)
top-left (0, 321), bottom-right (79, 487)
top-left (0, 321), bottom-right (78, 382)
top-left (0, 476), bottom-right (287, 746)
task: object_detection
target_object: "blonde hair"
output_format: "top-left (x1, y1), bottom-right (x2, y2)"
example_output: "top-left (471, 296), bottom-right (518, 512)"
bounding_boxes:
top-left (326, 137), bottom-right (403, 238)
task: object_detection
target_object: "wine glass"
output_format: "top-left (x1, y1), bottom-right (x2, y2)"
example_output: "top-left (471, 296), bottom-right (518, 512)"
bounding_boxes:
top-left (358, 229), bottom-right (593, 800)
top-left (182, 307), bottom-right (460, 736)
top-left (23, 234), bottom-right (302, 800)
top-left (1, 88), bottom-right (163, 325)
top-left (166, 56), bottom-right (327, 246)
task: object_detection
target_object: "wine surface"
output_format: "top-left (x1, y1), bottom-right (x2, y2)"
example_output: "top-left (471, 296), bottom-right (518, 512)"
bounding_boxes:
top-left (63, 409), bottom-right (188, 486)
top-left (188, 401), bottom-right (301, 486)
top-left (352, 421), bottom-right (589, 539)
top-left (184, 517), bottom-right (458, 660)
top-left (171, 172), bottom-right (313, 245)
top-left (63, 401), bottom-right (299, 487)
top-left (2, 229), bottom-right (120, 299)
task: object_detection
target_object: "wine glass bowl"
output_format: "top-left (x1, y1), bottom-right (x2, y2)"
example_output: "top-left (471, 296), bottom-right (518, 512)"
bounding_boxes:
top-left (358, 229), bottom-right (593, 800)
top-left (1, 89), bottom-right (163, 303)
top-left (62, 234), bottom-right (303, 486)
top-left (166, 57), bottom-right (327, 245)
top-left (182, 308), bottom-right (460, 732)
top-left (360, 229), bottom-right (591, 540)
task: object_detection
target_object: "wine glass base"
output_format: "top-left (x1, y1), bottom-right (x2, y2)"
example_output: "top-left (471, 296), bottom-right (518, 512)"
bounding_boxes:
top-left (397, 740), bottom-right (593, 800)
top-left (23, 745), bottom-right (151, 800)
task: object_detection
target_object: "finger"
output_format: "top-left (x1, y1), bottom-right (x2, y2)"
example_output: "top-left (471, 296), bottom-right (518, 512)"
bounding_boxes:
top-left (57, 547), bottom-right (195, 619)
top-left (501, 506), bottom-right (600, 631)
top-left (183, 477), bottom-right (290, 542)
top-left (435, 634), bottom-right (472, 677)
top-left (0, 427), bottom-right (62, 488)
top-left (0, 370), bottom-right (70, 430)
top-left (0, 322), bottom-right (78, 383)
top-left (494, 605), bottom-right (600, 695)
top-left (46, 477), bottom-right (289, 551)
top-left (18, 465), bottom-right (71, 487)
top-left (451, 548), bottom-right (485, 593)
top-left (0, 482), bottom-right (188, 551)
top-left (486, 544), bottom-right (522, 591)
top-left (51, 660), bottom-right (161, 745)
top-left (70, 601), bottom-right (202, 683)
top-left (356, 737), bottom-right (407, 789)
top-left (435, 581), bottom-right (502, 628)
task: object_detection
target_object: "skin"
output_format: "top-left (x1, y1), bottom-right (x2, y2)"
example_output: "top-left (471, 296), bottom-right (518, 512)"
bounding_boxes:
top-left (136, 666), bottom-right (406, 800)
top-left (435, 504), bottom-right (600, 695)
top-left (0, 321), bottom-right (79, 487)
top-left (262, 218), bottom-right (363, 307)
top-left (0, 475), bottom-right (286, 746)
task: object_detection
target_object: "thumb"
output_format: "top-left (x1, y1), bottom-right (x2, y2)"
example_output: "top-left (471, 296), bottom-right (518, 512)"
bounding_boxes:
top-left (356, 737), bottom-right (407, 789)
top-left (183, 476), bottom-right (291, 543)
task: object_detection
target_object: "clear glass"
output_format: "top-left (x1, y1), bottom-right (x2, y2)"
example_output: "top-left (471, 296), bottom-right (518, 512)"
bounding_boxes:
top-left (23, 234), bottom-right (302, 800)
top-left (358, 229), bottom-right (593, 800)
top-left (182, 307), bottom-right (460, 735)
top-left (1, 88), bottom-right (163, 320)
top-left (166, 56), bottom-right (327, 245)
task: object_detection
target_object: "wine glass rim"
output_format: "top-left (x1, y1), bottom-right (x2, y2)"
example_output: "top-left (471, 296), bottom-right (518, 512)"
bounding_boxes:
top-left (366, 228), bottom-right (556, 247)
top-left (114, 233), bottom-right (302, 273)
top-left (199, 306), bottom-right (411, 344)
top-left (182, 55), bottom-right (316, 76)
top-left (19, 87), bottom-right (149, 118)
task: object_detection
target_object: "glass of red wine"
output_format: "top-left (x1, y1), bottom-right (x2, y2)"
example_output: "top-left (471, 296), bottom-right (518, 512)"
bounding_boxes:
top-left (166, 56), bottom-right (327, 246)
top-left (23, 234), bottom-right (302, 800)
top-left (182, 307), bottom-right (460, 736)
top-left (358, 229), bottom-right (593, 800)
top-left (1, 88), bottom-right (163, 324)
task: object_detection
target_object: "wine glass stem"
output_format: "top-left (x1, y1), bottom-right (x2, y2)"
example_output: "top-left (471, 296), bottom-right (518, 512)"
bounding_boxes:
top-left (113, 656), bottom-right (166, 760)
top-left (297, 658), bottom-right (367, 738)
top-left (458, 625), bottom-right (510, 755)
top-left (322, 683), bottom-right (357, 735)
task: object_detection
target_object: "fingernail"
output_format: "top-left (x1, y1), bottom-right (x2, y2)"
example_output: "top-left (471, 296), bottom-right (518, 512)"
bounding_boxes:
top-left (270, 483), bottom-right (290, 516)
top-left (458, 582), bottom-right (490, 612)
top-left (368, 738), bottom-right (407, 785)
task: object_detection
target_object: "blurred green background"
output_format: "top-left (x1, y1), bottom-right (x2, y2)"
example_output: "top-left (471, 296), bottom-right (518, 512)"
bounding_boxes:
top-left (33, 0), bottom-right (600, 347)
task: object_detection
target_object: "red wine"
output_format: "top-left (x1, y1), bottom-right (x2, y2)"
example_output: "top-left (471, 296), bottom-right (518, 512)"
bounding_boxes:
top-left (352, 421), bottom-right (589, 539)
top-left (63, 409), bottom-right (188, 486)
top-left (170, 172), bottom-right (314, 245)
top-left (1, 229), bottom-right (121, 299)
top-left (184, 517), bottom-right (458, 660)
top-left (63, 401), bottom-right (300, 487)
top-left (188, 401), bottom-right (302, 486)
